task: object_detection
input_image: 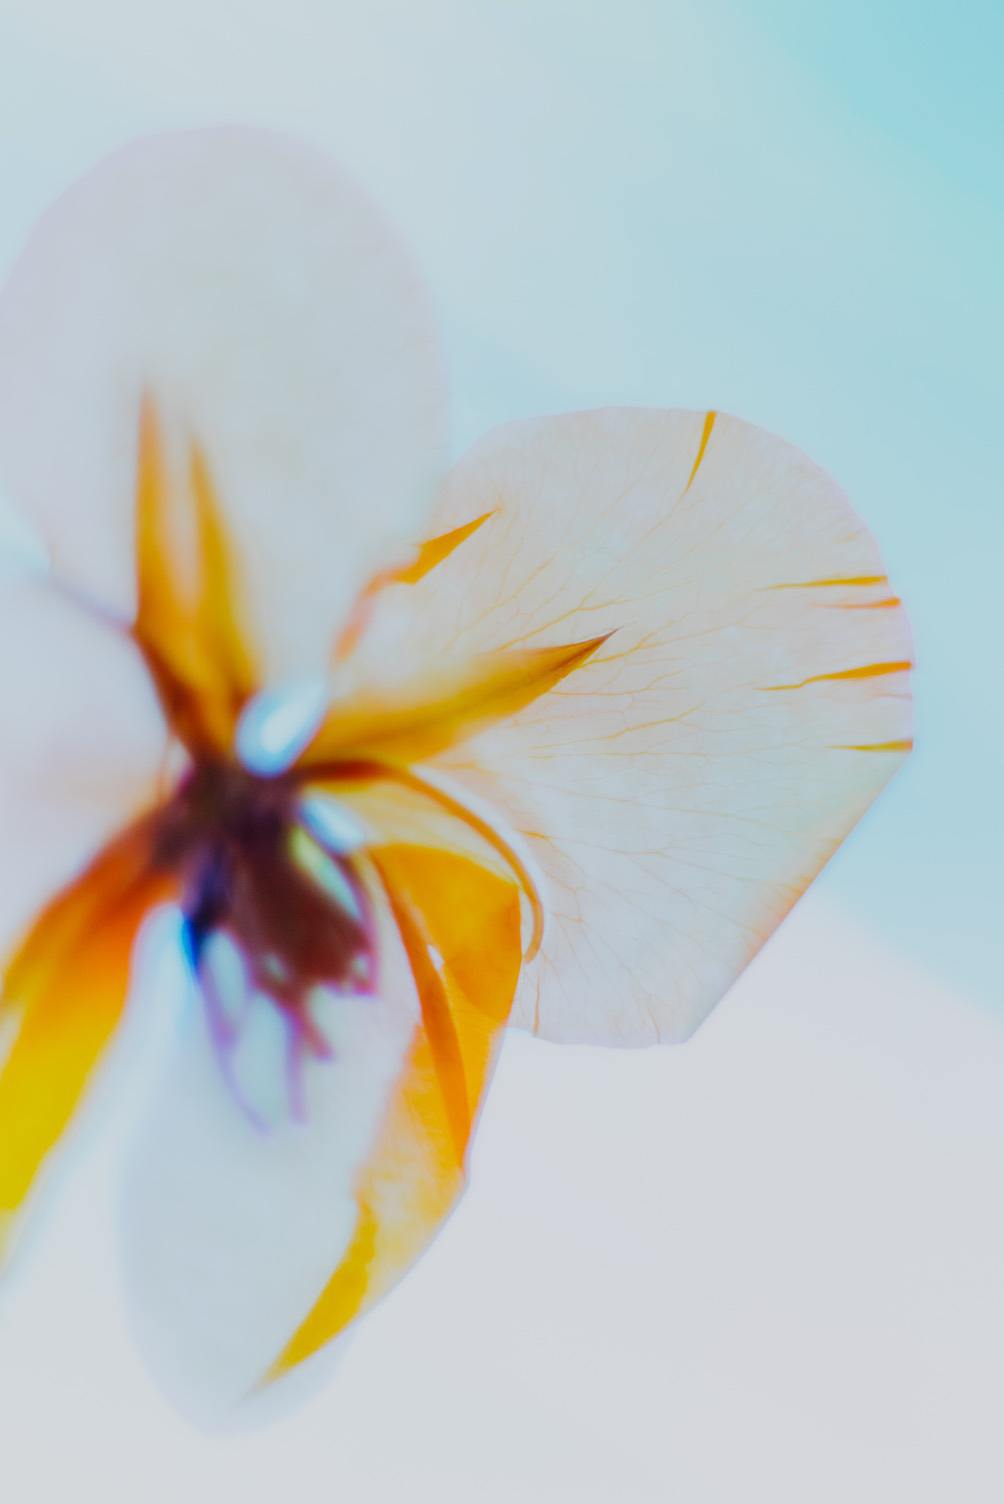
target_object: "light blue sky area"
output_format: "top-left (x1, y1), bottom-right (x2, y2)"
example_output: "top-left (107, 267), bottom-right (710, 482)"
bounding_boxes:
top-left (0, 0), bottom-right (999, 1006)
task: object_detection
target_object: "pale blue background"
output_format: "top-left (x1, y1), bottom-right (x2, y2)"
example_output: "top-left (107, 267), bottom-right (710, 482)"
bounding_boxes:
top-left (0, 3), bottom-right (1000, 1500)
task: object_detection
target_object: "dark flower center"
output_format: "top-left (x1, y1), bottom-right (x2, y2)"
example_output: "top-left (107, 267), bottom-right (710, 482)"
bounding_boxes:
top-left (155, 758), bottom-right (376, 1122)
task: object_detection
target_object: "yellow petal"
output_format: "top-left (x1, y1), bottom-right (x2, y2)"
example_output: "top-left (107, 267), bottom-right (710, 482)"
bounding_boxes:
top-left (266, 843), bottom-right (521, 1382)
top-left (0, 817), bottom-right (172, 1261)
top-left (348, 408), bottom-right (912, 1044)
top-left (0, 129), bottom-right (445, 682)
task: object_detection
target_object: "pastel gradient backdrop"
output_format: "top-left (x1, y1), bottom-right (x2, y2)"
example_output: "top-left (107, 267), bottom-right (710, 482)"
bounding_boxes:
top-left (0, 3), bottom-right (999, 1500)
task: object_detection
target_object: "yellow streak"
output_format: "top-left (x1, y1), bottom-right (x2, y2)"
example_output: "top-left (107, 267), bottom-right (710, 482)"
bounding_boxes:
top-left (683, 410), bottom-right (717, 493)
top-left (767, 574), bottom-right (887, 590)
top-left (830, 739), bottom-right (913, 753)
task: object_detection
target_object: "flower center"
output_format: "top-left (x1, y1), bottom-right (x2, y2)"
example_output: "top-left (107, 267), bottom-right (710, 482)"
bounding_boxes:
top-left (158, 760), bottom-right (376, 1123)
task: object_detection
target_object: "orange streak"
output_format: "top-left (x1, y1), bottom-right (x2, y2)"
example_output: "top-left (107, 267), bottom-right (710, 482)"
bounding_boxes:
top-left (265, 844), bottom-right (521, 1381)
top-left (333, 512), bottom-right (495, 661)
top-left (380, 876), bottom-right (472, 1165)
top-left (760, 660), bottom-right (911, 691)
top-left (393, 512), bottom-right (495, 586)
top-left (189, 437), bottom-right (256, 703)
top-left (683, 410), bottom-right (716, 493)
top-left (132, 396), bottom-right (256, 753)
top-left (834, 596), bottom-right (901, 610)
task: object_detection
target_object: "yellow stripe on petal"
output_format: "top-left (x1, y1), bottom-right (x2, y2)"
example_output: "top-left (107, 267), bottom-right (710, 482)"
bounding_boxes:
top-left (265, 843), bottom-right (522, 1381)
top-left (301, 634), bottom-right (611, 768)
top-left (683, 409), bottom-right (717, 492)
top-left (766, 574), bottom-right (888, 590)
top-left (189, 437), bottom-right (257, 706)
top-left (0, 820), bottom-right (172, 1260)
top-left (829, 738), bottom-right (914, 753)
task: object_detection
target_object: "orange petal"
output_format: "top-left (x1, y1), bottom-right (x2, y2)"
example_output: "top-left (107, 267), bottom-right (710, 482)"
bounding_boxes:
top-left (299, 633), bottom-right (610, 767)
top-left (0, 817), bottom-right (173, 1261)
top-left (345, 408), bottom-right (912, 1045)
top-left (133, 398), bottom-right (255, 754)
top-left (266, 843), bottom-right (522, 1381)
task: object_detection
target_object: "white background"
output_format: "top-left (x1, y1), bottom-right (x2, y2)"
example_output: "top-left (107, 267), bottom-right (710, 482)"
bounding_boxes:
top-left (0, 3), bottom-right (1001, 1500)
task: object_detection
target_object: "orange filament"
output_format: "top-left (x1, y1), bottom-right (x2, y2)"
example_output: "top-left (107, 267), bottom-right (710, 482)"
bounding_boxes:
top-left (312, 759), bottom-right (547, 961)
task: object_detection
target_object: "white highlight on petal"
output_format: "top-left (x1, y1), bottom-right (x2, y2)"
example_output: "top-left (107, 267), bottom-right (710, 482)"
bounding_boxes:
top-left (299, 791), bottom-right (369, 855)
top-left (236, 676), bottom-right (329, 775)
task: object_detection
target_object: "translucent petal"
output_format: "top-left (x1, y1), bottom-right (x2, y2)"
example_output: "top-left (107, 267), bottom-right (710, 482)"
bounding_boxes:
top-left (350, 408), bottom-right (912, 1044)
top-left (0, 128), bottom-right (445, 682)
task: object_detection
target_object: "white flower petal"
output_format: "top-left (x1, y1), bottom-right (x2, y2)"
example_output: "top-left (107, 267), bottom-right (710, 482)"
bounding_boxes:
top-left (0, 128), bottom-right (445, 682)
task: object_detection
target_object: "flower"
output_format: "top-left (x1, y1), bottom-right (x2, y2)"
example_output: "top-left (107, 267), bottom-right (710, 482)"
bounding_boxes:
top-left (0, 128), bottom-right (911, 1421)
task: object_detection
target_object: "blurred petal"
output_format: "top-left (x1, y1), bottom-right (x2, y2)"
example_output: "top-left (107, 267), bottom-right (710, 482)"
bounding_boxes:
top-left (0, 581), bottom-right (167, 964)
top-left (0, 815), bottom-right (172, 1263)
top-left (121, 846), bottom-right (520, 1421)
top-left (0, 128), bottom-right (445, 681)
top-left (133, 399), bottom-right (256, 753)
top-left (267, 844), bottom-right (521, 1385)
top-left (354, 408), bottom-right (912, 1043)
